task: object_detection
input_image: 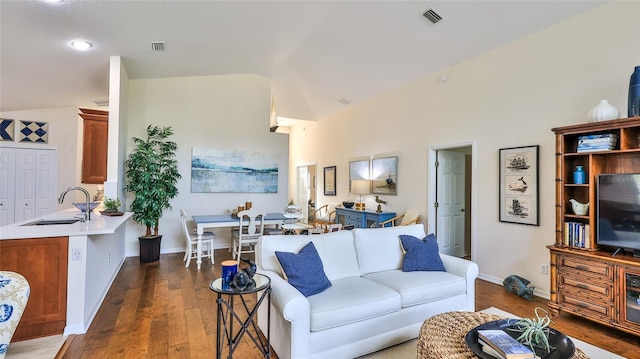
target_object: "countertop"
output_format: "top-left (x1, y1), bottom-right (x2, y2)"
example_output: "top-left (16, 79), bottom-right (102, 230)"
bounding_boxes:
top-left (0, 209), bottom-right (133, 240)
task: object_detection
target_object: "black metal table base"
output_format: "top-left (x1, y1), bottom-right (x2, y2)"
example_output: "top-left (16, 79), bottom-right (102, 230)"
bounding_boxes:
top-left (215, 282), bottom-right (271, 359)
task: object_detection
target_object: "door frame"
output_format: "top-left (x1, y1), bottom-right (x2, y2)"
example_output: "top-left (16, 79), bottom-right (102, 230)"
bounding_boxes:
top-left (428, 141), bottom-right (477, 259)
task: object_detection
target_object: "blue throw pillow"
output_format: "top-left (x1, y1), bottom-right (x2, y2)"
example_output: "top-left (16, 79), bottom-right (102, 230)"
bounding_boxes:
top-left (399, 234), bottom-right (446, 272)
top-left (275, 241), bottom-right (332, 297)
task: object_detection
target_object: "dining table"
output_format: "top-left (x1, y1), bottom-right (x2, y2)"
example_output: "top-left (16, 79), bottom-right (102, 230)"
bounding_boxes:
top-left (192, 212), bottom-right (286, 269)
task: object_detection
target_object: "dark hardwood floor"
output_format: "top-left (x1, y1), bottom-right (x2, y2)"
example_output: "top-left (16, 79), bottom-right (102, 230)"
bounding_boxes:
top-left (59, 250), bottom-right (640, 358)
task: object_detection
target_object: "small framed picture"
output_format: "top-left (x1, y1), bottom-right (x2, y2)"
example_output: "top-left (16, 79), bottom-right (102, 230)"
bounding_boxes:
top-left (324, 166), bottom-right (336, 196)
top-left (499, 145), bottom-right (539, 226)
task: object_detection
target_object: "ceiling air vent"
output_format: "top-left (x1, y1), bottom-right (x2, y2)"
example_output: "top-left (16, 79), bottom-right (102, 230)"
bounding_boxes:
top-left (423, 8), bottom-right (443, 24)
top-left (151, 41), bottom-right (165, 51)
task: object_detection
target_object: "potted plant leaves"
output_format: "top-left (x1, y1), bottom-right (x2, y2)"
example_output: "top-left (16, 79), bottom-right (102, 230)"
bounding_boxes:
top-left (101, 197), bottom-right (123, 216)
top-left (124, 125), bottom-right (181, 263)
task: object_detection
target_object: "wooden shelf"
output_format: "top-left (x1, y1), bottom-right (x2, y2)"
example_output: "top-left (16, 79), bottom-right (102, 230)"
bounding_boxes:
top-left (549, 116), bottom-right (640, 337)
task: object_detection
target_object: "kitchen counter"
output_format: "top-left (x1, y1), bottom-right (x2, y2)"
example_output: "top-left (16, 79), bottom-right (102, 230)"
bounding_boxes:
top-left (0, 209), bottom-right (133, 240)
top-left (0, 209), bottom-right (132, 337)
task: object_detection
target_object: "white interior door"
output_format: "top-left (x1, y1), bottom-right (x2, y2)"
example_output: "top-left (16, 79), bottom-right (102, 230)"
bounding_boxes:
top-left (297, 165), bottom-right (314, 222)
top-left (436, 150), bottom-right (466, 257)
top-left (0, 148), bottom-right (16, 226)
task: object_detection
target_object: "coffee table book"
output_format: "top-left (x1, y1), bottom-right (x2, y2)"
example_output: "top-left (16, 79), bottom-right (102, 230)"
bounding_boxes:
top-left (477, 329), bottom-right (535, 359)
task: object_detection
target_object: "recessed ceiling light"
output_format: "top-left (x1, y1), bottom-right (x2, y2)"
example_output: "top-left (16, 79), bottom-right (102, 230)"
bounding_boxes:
top-left (70, 40), bottom-right (93, 50)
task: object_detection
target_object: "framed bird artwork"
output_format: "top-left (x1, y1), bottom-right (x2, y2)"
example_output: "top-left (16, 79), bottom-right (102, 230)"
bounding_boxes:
top-left (372, 156), bottom-right (397, 195)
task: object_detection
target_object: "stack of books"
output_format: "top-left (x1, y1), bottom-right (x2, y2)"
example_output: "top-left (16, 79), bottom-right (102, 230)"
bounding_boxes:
top-left (563, 222), bottom-right (591, 249)
top-left (577, 134), bottom-right (617, 152)
top-left (477, 329), bottom-right (536, 359)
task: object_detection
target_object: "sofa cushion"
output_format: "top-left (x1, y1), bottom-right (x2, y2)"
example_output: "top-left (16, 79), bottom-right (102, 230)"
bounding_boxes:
top-left (306, 276), bottom-right (401, 331)
top-left (258, 230), bottom-right (361, 281)
top-left (354, 224), bottom-right (426, 274)
top-left (275, 241), bottom-right (332, 297)
top-left (399, 234), bottom-right (445, 272)
top-left (363, 270), bottom-right (467, 307)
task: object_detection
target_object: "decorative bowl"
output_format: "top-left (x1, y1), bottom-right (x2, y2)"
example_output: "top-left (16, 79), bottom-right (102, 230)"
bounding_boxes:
top-left (342, 201), bottom-right (355, 208)
top-left (73, 202), bottom-right (101, 212)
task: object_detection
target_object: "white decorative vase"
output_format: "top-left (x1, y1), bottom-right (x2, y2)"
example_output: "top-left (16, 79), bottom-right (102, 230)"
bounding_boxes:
top-left (589, 99), bottom-right (620, 122)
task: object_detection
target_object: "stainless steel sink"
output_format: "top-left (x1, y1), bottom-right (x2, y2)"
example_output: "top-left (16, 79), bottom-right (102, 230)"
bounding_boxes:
top-left (23, 219), bottom-right (81, 226)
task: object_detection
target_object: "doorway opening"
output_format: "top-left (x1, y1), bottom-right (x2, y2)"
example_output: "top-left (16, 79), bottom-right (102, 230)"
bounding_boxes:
top-left (296, 164), bottom-right (316, 223)
top-left (428, 142), bottom-right (475, 260)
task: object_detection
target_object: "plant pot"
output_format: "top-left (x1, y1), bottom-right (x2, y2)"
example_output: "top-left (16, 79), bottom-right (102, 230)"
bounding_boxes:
top-left (139, 235), bottom-right (162, 263)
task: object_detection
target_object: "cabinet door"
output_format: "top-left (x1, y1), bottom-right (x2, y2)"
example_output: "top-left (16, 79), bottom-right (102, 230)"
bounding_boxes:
top-left (0, 237), bottom-right (68, 340)
top-left (10, 148), bottom-right (58, 224)
top-left (14, 148), bottom-right (37, 222)
top-left (619, 266), bottom-right (640, 332)
top-left (35, 149), bottom-right (58, 217)
top-left (0, 147), bottom-right (16, 226)
top-left (81, 116), bottom-right (108, 184)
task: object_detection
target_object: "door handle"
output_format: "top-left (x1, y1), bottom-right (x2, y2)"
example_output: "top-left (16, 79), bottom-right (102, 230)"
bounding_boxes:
top-left (460, 208), bottom-right (465, 212)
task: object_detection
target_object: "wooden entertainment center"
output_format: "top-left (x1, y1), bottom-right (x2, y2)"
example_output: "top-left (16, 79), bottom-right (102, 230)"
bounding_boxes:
top-left (549, 116), bottom-right (640, 337)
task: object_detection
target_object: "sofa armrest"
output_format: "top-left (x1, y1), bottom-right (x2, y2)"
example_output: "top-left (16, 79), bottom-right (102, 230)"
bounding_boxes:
top-left (258, 269), bottom-right (311, 358)
top-left (440, 254), bottom-right (479, 311)
top-left (263, 270), bottom-right (311, 323)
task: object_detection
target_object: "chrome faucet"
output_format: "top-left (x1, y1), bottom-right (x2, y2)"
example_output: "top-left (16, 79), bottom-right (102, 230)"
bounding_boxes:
top-left (59, 186), bottom-right (91, 221)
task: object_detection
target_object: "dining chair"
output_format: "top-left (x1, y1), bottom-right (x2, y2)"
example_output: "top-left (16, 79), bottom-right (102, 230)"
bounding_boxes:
top-left (313, 203), bottom-right (338, 229)
top-left (231, 209), bottom-right (266, 264)
top-left (180, 209), bottom-right (215, 267)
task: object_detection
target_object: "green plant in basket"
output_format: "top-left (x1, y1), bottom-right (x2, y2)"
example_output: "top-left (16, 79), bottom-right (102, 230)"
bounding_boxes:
top-left (508, 307), bottom-right (555, 353)
top-left (103, 197), bottom-right (122, 212)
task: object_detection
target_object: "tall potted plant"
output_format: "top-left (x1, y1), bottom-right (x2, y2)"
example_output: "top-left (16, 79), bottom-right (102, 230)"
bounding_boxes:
top-left (124, 125), bottom-right (181, 263)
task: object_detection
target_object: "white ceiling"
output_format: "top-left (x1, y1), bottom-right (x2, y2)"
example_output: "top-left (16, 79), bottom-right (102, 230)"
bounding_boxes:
top-left (0, 0), bottom-right (605, 121)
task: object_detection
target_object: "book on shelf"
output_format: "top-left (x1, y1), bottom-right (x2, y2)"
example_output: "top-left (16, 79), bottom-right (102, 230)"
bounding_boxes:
top-left (563, 222), bottom-right (590, 249)
top-left (477, 330), bottom-right (535, 359)
top-left (577, 133), bottom-right (618, 140)
top-left (577, 147), bottom-right (615, 153)
top-left (577, 134), bottom-right (618, 152)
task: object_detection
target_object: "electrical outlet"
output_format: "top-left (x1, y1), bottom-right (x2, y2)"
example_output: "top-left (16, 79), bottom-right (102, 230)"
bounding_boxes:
top-left (72, 247), bottom-right (82, 261)
top-left (108, 252), bottom-right (111, 264)
top-left (540, 263), bottom-right (549, 275)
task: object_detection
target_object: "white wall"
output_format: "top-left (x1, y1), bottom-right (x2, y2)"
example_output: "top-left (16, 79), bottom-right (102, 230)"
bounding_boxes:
top-left (288, 2), bottom-right (640, 297)
top-left (126, 74), bottom-right (289, 256)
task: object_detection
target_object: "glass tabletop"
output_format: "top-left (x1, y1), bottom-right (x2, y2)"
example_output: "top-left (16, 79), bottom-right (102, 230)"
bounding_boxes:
top-left (210, 273), bottom-right (270, 294)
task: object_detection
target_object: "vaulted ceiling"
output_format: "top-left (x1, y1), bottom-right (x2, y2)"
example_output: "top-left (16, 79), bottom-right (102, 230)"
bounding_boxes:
top-left (0, 1), bottom-right (605, 121)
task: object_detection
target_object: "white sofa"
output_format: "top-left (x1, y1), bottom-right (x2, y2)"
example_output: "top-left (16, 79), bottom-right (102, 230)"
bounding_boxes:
top-left (256, 224), bottom-right (479, 359)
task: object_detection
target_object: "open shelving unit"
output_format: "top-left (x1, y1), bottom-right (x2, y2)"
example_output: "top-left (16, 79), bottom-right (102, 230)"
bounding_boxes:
top-left (548, 116), bottom-right (640, 337)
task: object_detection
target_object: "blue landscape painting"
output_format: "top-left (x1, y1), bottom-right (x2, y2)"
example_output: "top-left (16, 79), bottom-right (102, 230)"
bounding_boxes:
top-left (191, 148), bottom-right (279, 193)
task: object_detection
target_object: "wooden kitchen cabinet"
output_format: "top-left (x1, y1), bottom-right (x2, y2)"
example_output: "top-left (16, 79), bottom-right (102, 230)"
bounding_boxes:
top-left (0, 236), bottom-right (68, 340)
top-left (79, 108), bottom-right (108, 184)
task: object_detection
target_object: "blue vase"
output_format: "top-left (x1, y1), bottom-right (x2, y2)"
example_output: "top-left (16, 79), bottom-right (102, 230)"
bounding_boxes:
top-left (629, 66), bottom-right (640, 117)
top-left (573, 166), bottom-right (585, 184)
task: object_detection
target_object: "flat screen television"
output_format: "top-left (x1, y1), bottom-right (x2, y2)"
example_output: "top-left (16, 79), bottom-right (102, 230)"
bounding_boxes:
top-left (597, 173), bottom-right (640, 257)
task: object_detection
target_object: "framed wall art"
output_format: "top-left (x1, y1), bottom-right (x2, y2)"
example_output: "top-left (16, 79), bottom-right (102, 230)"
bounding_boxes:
top-left (19, 120), bottom-right (48, 143)
top-left (349, 159), bottom-right (370, 191)
top-left (324, 166), bottom-right (336, 196)
top-left (0, 118), bottom-right (15, 141)
top-left (499, 145), bottom-right (539, 225)
top-left (191, 148), bottom-right (279, 193)
top-left (371, 156), bottom-right (397, 195)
